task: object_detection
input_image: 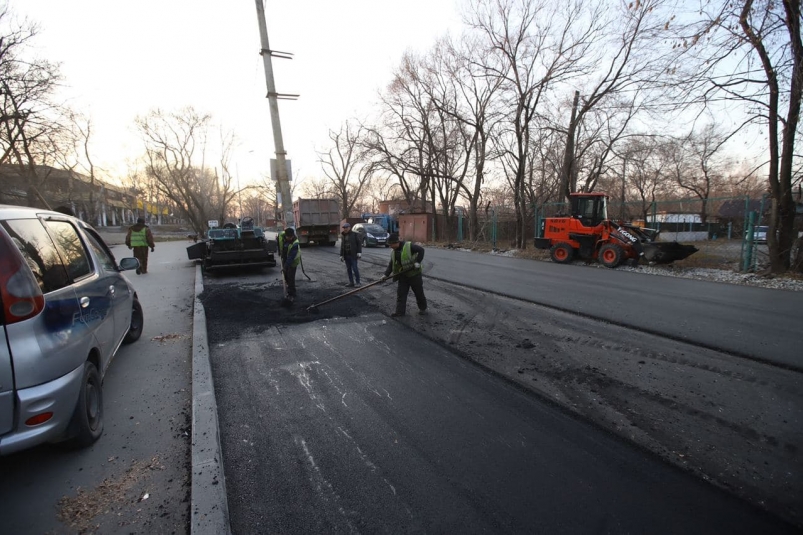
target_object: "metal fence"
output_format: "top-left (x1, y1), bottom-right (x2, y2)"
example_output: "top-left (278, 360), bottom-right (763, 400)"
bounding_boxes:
top-left (431, 195), bottom-right (777, 271)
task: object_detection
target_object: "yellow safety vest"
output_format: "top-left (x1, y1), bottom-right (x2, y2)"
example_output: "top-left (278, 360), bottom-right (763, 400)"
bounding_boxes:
top-left (391, 242), bottom-right (421, 276)
top-left (130, 227), bottom-right (148, 247)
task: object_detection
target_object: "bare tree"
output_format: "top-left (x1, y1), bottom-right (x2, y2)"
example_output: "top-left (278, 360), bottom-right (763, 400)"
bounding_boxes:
top-left (214, 127), bottom-right (239, 224)
top-left (0, 3), bottom-right (64, 207)
top-left (299, 175), bottom-right (335, 198)
top-left (122, 160), bottom-right (149, 222)
top-left (366, 52), bottom-right (440, 216)
top-left (358, 172), bottom-right (397, 215)
top-left (466, 0), bottom-right (600, 248)
top-left (52, 111), bottom-right (105, 224)
top-left (424, 35), bottom-right (504, 241)
top-left (674, 0), bottom-right (803, 272)
top-left (317, 121), bottom-right (374, 218)
top-left (669, 124), bottom-right (735, 223)
top-left (618, 136), bottom-right (675, 224)
top-left (569, 97), bottom-right (643, 195)
top-left (135, 107), bottom-right (237, 235)
top-left (556, 0), bottom-right (673, 201)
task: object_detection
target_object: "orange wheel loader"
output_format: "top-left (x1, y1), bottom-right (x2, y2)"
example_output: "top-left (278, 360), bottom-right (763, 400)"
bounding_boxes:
top-left (534, 193), bottom-right (698, 268)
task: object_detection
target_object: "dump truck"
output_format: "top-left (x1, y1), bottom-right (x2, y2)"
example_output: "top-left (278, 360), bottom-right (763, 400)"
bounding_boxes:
top-left (534, 192), bottom-right (698, 268)
top-left (186, 216), bottom-right (277, 272)
top-left (293, 198), bottom-right (341, 246)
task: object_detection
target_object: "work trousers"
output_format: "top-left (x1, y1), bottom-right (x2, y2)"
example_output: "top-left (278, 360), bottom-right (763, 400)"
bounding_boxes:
top-left (133, 246), bottom-right (149, 273)
top-left (395, 272), bottom-right (427, 314)
top-left (284, 265), bottom-right (297, 297)
top-left (344, 256), bottom-right (360, 284)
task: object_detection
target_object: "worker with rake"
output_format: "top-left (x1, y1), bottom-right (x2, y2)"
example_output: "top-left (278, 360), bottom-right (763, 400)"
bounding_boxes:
top-left (384, 233), bottom-right (427, 317)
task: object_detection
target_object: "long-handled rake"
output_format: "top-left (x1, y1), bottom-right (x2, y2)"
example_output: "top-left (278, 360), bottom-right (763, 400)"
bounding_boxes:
top-left (306, 267), bottom-right (416, 313)
top-left (306, 276), bottom-right (390, 313)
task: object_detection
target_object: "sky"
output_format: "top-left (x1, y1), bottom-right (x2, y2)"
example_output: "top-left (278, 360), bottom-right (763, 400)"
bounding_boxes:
top-left (12, 0), bottom-right (464, 189)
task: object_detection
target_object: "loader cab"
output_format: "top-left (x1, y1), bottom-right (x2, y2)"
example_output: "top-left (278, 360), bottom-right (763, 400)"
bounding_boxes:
top-left (570, 193), bottom-right (608, 227)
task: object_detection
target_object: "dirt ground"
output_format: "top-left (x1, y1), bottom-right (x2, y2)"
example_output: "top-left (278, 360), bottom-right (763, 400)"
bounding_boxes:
top-left (202, 262), bottom-right (802, 529)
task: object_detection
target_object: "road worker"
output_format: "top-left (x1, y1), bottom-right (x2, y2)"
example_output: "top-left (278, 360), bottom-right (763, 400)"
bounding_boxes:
top-left (384, 233), bottom-right (427, 317)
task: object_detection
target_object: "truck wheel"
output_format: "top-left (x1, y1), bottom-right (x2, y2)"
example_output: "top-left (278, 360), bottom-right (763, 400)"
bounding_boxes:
top-left (550, 242), bottom-right (575, 264)
top-left (61, 362), bottom-right (103, 449)
top-left (599, 243), bottom-right (624, 268)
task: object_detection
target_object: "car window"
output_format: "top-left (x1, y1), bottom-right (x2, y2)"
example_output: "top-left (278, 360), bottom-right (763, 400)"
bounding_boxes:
top-left (44, 220), bottom-right (92, 281)
top-left (82, 228), bottom-right (116, 271)
top-left (1, 219), bottom-right (71, 293)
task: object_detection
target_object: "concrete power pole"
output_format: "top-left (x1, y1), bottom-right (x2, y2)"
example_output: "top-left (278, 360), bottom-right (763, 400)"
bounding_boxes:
top-left (254, 0), bottom-right (297, 229)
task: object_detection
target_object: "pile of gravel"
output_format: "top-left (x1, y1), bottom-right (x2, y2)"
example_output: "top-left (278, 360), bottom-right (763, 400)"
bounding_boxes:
top-left (608, 263), bottom-right (803, 291)
top-left (458, 245), bottom-right (803, 292)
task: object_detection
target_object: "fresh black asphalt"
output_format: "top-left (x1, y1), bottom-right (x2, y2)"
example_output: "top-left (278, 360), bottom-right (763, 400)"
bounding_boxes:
top-left (204, 294), bottom-right (794, 534)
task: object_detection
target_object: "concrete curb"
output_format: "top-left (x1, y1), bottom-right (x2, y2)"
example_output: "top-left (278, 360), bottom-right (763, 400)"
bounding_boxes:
top-left (190, 264), bottom-right (231, 535)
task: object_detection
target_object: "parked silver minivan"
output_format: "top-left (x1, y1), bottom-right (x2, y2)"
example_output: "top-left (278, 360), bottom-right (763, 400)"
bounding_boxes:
top-left (0, 205), bottom-right (143, 455)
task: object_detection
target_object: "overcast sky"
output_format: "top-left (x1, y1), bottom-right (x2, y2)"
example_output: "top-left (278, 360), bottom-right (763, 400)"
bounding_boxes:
top-left (12, 0), bottom-right (464, 189)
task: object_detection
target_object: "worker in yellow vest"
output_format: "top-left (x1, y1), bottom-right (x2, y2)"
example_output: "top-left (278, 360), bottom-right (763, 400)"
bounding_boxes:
top-left (125, 217), bottom-right (155, 274)
top-left (384, 233), bottom-right (427, 317)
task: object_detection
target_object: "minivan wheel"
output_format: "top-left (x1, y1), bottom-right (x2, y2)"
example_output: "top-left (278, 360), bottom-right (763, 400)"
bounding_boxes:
top-left (62, 362), bottom-right (103, 449)
top-left (123, 298), bottom-right (144, 344)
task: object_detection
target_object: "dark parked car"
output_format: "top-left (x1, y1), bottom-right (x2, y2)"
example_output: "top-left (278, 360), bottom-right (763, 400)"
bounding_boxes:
top-left (0, 205), bottom-right (143, 455)
top-left (352, 223), bottom-right (390, 247)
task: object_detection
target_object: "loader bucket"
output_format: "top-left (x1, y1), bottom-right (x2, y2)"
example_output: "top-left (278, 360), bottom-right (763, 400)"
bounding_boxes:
top-left (641, 242), bottom-right (699, 264)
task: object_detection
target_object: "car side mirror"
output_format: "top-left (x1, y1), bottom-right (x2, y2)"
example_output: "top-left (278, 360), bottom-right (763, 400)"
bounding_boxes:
top-left (119, 257), bottom-right (140, 271)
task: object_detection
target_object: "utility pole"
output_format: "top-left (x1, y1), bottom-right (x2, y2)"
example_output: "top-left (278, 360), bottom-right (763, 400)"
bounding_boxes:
top-left (254, 0), bottom-right (298, 229)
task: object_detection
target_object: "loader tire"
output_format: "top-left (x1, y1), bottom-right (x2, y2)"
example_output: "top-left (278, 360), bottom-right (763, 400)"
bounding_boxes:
top-left (599, 243), bottom-right (624, 268)
top-left (550, 242), bottom-right (575, 264)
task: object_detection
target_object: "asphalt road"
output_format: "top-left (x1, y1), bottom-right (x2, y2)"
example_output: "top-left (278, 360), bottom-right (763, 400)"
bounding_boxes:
top-left (4, 237), bottom-right (796, 533)
top-left (344, 245), bottom-right (803, 370)
top-left (203, 246), bottom-right (797, 534)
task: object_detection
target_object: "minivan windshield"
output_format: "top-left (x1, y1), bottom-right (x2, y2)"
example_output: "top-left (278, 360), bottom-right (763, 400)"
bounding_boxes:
top-left (362, 224), bottom-right (386, 234)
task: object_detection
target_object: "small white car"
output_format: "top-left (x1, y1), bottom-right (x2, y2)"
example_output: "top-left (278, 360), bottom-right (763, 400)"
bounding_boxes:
top-left (0, 205), bottom-right (142, 455)
top-left (751, 225), bottom-right (768, 244)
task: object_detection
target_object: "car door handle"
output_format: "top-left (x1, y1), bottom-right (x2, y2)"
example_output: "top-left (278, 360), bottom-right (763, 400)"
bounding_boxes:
top-left (80, 296), bottom-right (90, 308)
